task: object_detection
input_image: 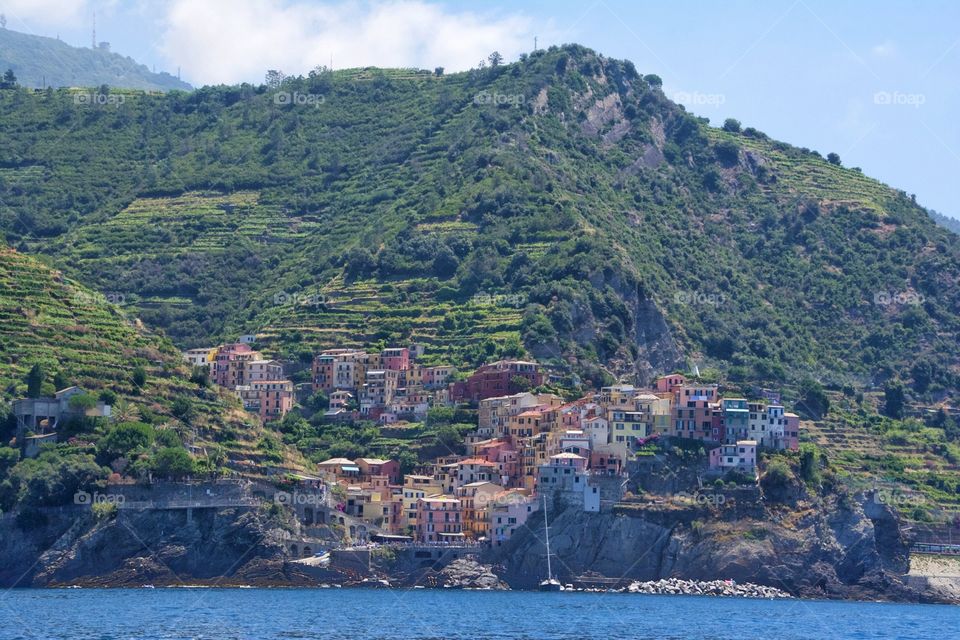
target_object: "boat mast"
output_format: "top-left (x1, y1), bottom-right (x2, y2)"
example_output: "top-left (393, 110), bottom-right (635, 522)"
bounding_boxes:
top-left (543, 493), bottom-right (553, 581)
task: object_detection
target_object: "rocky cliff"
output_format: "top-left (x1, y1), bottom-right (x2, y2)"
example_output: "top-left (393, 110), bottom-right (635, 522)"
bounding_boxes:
top-left (1, 489), bottom-right (955, 603)
top-left (0, 505), bottom-right (316, 587)
top-left (486, 490), bottom-right (956, 603)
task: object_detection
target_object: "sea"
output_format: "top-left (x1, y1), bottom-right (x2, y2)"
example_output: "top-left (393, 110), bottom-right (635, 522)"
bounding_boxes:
top-left (0, 588), bottom-right (957, 639)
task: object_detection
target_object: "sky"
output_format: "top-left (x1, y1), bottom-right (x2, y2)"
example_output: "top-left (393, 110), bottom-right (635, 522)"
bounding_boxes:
top-left (0, 0), bottom-right (957, 218)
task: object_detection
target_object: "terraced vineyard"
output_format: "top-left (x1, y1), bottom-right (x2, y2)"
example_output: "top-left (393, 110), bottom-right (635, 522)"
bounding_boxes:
top-left (0, 247), bottom-right (165, 396)
top-left (704, 127), bottom-right (908, 218)
top-left (255, 274), bottom-right (525, 365)
top-left (801, 395), bottom-right (960, 518)
top-left (1, 44), bottom-right (958, 394)
top-left (0, 247), bottom-right (310, 477)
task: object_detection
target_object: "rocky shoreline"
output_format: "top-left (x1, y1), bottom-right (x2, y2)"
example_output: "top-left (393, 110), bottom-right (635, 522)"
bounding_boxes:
top-left (623, 578), bottom-right (791, 598)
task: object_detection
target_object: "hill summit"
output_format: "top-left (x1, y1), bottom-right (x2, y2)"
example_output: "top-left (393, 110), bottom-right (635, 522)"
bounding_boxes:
top-left (0, 26), bottom-right (190, 91)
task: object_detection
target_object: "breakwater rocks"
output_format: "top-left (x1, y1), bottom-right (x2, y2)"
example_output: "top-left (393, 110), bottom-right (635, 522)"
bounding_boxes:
top-left (625, 578), bottom-right (791, 598)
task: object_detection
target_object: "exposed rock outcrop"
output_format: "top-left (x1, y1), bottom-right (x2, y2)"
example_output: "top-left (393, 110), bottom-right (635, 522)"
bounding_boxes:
top-left (487, 492), bottom-right (957, 603)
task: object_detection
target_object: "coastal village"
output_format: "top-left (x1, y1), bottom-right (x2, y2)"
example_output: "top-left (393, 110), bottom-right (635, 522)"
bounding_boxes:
top-left (174, 341), bottom-right (800, 546)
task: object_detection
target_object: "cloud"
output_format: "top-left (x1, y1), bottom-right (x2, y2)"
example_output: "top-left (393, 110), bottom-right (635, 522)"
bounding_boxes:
top-left (0, 0), bottom-right (91, 28)
top-left (159, 0), bottom-right (542, 86)
top-left (871, 40), bottom-right (896, 58)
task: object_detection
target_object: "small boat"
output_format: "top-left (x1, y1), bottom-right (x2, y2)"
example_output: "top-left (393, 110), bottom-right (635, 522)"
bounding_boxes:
top-left (539, 494), bottom-right (563, 592)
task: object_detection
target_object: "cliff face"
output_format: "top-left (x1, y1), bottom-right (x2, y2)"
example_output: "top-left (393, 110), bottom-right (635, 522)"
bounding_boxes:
top-left (0, 491), bottom-right (954, 603)
top-left (487, 492), bottom-right (952, 603)
top-left (0, 506), bottom-right (310, 587)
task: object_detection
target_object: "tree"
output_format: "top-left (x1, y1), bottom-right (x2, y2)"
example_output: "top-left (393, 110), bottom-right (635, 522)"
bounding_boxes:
top-left (827, 152), bottom-right (841, 166)
top-left (798, 445), bottom-right (820, 484)
top-left (434, 67), bottom-right (444, 77)
top-left (432, 246), bottom-right (459, 278)
top-left (53, 371), bottom-right (70, 391)
top-left (98, 422), bottom-right (155, 461)
top-left (26, 364), bottom-right (44, 398)
top-left (0, 68), bottom-right (15, 89)
top-left (798, 379), bottom-right (830, 420)
top-left (68, 393), bottom-right (97, 412)
top-left (883, 380), bottom-right (906, 419)
top-left (152, 447), bottom-right (195, 479)
top-left (0, 447), bottom-right (19, 478)
top-left (171, 397), bottom-right (196, 424)
top-left (131, 366), bottom-right (147, 390)
top-left (487, 51), bottom-right (503, 68)
top-left (643, 73), bottom-right (662, 87)
top-left (435, 424), bottom-right (466, 452)
top-left (344, 247), bottom-right (376, 279)
top-left (761, 460), bottom-right (793, 491)
top-left (722, 118), bottom-right (741, 133)
top-left (265, 69), bottom-right (285, 89)
top-left (1, 14), bottom-right (6, 29)
top-left (714, 140), bottom-right (740, 166)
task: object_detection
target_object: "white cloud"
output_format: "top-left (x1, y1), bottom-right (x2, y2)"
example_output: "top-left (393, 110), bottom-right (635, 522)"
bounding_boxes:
top-left (871, 40), bottom-right (896, 58)
top-left (159, 0), bottom-right (542, 86)
top-left (0, 0), bottom-right (91, 28)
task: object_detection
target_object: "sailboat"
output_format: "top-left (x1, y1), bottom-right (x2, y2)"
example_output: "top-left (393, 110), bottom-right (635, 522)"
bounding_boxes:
top-left (538, 494), bottom-right (563, 592)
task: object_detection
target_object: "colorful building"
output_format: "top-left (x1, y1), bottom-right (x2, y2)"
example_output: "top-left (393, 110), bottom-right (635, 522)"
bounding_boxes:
top-left (415, 496), bottom-right (463, 542)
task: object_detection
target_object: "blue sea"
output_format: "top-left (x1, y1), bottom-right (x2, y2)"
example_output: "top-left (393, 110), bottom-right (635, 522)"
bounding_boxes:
top-left (0, 588), bottom-right (956, 639)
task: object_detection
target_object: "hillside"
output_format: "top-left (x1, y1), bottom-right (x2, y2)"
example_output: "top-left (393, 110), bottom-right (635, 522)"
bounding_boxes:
top-left (0, 248), bottom-right (308, 484)
top-left (0, 45), bottom-right (958, 398)
top-left (928, 209), bottom-right (960, 235)
top-left (0, 27), bottom-right (189, 91)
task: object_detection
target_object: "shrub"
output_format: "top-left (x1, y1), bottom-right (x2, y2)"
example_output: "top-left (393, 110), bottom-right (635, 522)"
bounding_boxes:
top-left (722, 118), bottom-right (741, 133)
top-left (761, 460), bottom-right (793, 490)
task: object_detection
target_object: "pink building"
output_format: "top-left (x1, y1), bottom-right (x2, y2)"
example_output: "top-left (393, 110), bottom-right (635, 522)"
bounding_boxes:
top-left (655, 374), bottom-right (686, 394)
top-left (455, 458), bottom-right (498, 487)
top-left (355, 457), bottom-right (401, 484)
top-left (381, 347), bottom-right (410, 372)
top-left (475, 439), bottom-right (520, 487)
top-left (254, 380), bottom-right (293, 421)
top-left (212, 343), bottom-right (257, 388)
top-left (415, 496), bottom-right (462, 542)
top-left (784, 412), bottom-right (801, 450)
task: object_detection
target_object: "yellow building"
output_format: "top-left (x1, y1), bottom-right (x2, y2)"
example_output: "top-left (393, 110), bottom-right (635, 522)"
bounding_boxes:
top-left (401, 475), bottom-right (443, 531)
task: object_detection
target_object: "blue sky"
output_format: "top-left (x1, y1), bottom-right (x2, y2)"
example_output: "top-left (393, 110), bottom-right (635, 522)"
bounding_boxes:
top-left (2, 0), bottom-right (957, 218)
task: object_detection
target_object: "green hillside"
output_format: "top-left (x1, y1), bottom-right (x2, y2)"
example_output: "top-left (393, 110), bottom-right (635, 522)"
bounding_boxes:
top-left (0, 26), bottom-right (189, 90)
top-left (0, 44), bottom-right (958, 399)
top-left (0, 247), bottom-right (308, 486)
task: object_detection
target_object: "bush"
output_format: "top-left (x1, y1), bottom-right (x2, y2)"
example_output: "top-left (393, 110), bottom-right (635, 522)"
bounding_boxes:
top-left (98, 421), bottom-right (155, 462)
top-left (92, 501), bottom-right (118, 521)
top-left (761, 460), bottom-right (793, 490)
top-left (132, 366), bottom-right (147, 390)
top-left (151, 447), bottom-right (196, 479)
top-left (721, 118), bottom-right (741, 133)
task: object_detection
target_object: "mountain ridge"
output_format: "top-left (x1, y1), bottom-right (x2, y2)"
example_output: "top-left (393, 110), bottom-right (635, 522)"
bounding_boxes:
top-left (0, 26), bottom-right (190, 91)
top-left (0, 43), bottom-right (957, 397)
